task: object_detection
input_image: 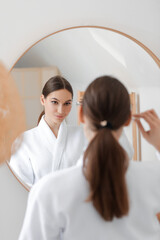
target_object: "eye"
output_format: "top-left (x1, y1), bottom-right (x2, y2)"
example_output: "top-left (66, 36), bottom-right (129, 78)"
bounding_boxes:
top-left (51, 101), bottom-right (58, 105)
top-left (64, 102), bottom-right (72, 106)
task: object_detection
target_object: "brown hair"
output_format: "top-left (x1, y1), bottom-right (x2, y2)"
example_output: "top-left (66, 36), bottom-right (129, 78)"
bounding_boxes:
top-left (38, 75), bottom-right (73, 124)
top-left (82, 76), bottom-right (131, 221)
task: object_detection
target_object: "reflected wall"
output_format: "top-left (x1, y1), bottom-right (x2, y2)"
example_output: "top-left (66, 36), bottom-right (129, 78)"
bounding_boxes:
top-left (9, 27), bottom-right (160, 189)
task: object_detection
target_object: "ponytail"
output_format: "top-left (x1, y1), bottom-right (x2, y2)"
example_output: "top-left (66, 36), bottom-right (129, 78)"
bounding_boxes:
top-left (37, 110), bottom-right (45, 125)
top-left (83, 128), bottom-right (129, 221)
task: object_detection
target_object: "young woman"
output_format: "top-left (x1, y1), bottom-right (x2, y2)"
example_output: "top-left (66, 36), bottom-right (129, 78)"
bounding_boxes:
top-left (19, 76), bottom-right (160, 240)
top-left (9, 76), bottom-right (87, 187)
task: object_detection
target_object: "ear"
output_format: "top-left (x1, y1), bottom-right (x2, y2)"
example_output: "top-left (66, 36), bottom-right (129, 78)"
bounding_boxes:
top-left (78, 105), bottom-right (84, 123)
top-left (124, 112), bottom-right (131, 126)
top-left (40, 95), bottom-right (45, 106)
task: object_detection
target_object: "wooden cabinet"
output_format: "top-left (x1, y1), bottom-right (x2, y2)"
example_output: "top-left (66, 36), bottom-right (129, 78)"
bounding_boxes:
top-left (11, 67), bottom-right (60, 129)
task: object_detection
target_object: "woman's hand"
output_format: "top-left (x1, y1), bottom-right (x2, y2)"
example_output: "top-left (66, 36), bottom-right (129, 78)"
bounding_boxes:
top-left (133, 109), bottom-right (160, 152)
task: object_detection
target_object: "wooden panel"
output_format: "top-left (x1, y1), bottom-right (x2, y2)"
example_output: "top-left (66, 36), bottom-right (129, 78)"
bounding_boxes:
top-left (12, 67), bottom-right (60, 129)
top-left (41, 66), bottom-right (60, 89)
top-left (130, 93), bottom-right (138, 160)
top-left (77, 91), bottom-right (85, 125)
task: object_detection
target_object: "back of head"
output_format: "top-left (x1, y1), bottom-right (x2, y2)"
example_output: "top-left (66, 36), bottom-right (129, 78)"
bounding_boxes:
top-left (38, 75), bottom-right (73, 124)
top-left (83, 76), bottom-right (131, 221)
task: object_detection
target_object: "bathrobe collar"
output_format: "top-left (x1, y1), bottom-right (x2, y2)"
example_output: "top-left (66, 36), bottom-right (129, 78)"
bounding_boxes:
top-left (38, 116), bottom-right (68, 171)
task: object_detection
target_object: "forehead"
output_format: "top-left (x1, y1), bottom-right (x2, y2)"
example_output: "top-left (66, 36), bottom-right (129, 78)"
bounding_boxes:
top-left (47, 89), bottom-right (72, 101)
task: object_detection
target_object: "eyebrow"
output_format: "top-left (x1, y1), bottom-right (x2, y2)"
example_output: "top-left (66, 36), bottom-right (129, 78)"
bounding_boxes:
top-left (51, 98), bottom-right (72, 102)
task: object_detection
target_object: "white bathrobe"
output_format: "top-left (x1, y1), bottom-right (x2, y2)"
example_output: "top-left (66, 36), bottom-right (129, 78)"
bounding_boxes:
top-left (19, 159), bottom-right (160, 240)
top-left (10, 116), bottom-right (87, 187)
top-left (10, 116), bottom-right (133, 187)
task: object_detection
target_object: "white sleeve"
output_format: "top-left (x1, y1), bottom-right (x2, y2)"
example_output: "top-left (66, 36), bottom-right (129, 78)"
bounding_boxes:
top-left (18, 180), bottom-right (63, 240)
top-left (9, 137), bottom-right (34, 187)
top-left (119, 130), bottom-right (134, 160)
top-left (156, 151), bottom-right (160, 161)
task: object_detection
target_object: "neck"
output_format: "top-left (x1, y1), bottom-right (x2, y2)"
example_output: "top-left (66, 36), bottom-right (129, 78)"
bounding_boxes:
top-left (111, 127), bottom-right (123, 141)
top-left (86, 127), bottom-right (123, 143)
top-left (44, 115), bottom-right (61, 138)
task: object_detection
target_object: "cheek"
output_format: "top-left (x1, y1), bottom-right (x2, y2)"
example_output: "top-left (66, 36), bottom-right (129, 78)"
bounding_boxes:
top-left (65, 106), bottom-right (72, 115)
top-left (46, 103), bottom-right (57, 113)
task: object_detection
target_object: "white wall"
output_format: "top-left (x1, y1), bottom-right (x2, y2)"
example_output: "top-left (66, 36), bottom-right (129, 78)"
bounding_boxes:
top-left (0, 0), bottom-right (160, 239)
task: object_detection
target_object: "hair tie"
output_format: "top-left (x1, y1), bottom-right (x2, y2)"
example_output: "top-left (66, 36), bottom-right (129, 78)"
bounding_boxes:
top-left (100, 120), bottom-right (112, 129)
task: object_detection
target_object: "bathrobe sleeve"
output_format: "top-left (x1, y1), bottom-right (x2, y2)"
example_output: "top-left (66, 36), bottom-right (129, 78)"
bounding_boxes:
top-left (9, 136), bottom-right (34, 187)
top-left (18, 177), bottom-right (64, 240)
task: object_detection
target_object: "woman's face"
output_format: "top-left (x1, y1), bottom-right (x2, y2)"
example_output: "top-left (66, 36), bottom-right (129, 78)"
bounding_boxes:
top-left (41, 89), bottom-right (72, 124)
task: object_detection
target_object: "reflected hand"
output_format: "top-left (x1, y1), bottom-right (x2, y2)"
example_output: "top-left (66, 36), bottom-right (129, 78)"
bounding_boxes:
top-left (133, 109), bottom-right (160, 152)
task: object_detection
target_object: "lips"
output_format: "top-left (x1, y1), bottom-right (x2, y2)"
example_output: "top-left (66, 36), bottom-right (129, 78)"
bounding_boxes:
top-left (55, 115), bottom-right (64, 119)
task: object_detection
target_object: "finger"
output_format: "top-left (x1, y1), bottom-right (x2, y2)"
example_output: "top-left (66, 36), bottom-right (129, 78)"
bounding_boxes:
top-left (148, 110), bottom-right (160, 126)
top-left (143, 111), bottom-right (160, 128)
top-left (133, 113), bottom-right (146, 118)
top-left (134, 109), bottom-right (159, 120)
top-left (134, 110), bottom-right (160, 131)
top-left (134, 112), bottom-right (156, 129)
top-left (148, 109), bottom-right (159, 119)
top-left (147, 111), bottom-right (159, 122)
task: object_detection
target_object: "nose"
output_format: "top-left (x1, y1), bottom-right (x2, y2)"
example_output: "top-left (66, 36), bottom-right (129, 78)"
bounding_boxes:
top-left (57, 104), bottom-right (64, 114)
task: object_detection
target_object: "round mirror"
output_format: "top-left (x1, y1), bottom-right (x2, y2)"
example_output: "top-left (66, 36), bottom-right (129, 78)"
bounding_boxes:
top-left (8, 26), bottom-right (160, 190)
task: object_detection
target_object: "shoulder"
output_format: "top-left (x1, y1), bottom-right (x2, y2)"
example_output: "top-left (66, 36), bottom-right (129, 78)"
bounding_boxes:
top-left (129, 159), bottom-right (160, 173)
top-left (11, 127), bottom-right (38, 151)
top-left (23, 126), bottom-right (38, 137)
top-left (30, 166), bottom-right (85, 202)
top-left (66, 125), bottom-right (87, 148)
top-left (16, 126), bottom-right (40, 144)
top-left (67, 125), bottom-right (85, 139)
top-left (127, 160), bottom-right (160, 188)
top-left (67, 124), bottom-right (83, 133)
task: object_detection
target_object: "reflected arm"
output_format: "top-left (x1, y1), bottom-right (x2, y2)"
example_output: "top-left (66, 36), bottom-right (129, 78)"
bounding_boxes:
top-left (9, 135), bottom-right (34, 187)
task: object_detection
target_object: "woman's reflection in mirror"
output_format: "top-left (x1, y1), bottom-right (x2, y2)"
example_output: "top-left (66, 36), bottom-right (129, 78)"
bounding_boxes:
top-left (19, 76), bottom-right (160, 240)
top-left (38, 76), bottom-right (73, 137)
top-left (9, 76), bottom-right (87, 187)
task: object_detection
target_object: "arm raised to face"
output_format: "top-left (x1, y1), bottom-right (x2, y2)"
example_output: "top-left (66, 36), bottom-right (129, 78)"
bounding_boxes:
top-left (134, 109), bottom-right (160, 152)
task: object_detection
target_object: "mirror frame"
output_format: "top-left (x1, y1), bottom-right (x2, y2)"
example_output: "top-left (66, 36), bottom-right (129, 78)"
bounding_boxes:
top-left (6, 25), bottom-right (160, 192)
